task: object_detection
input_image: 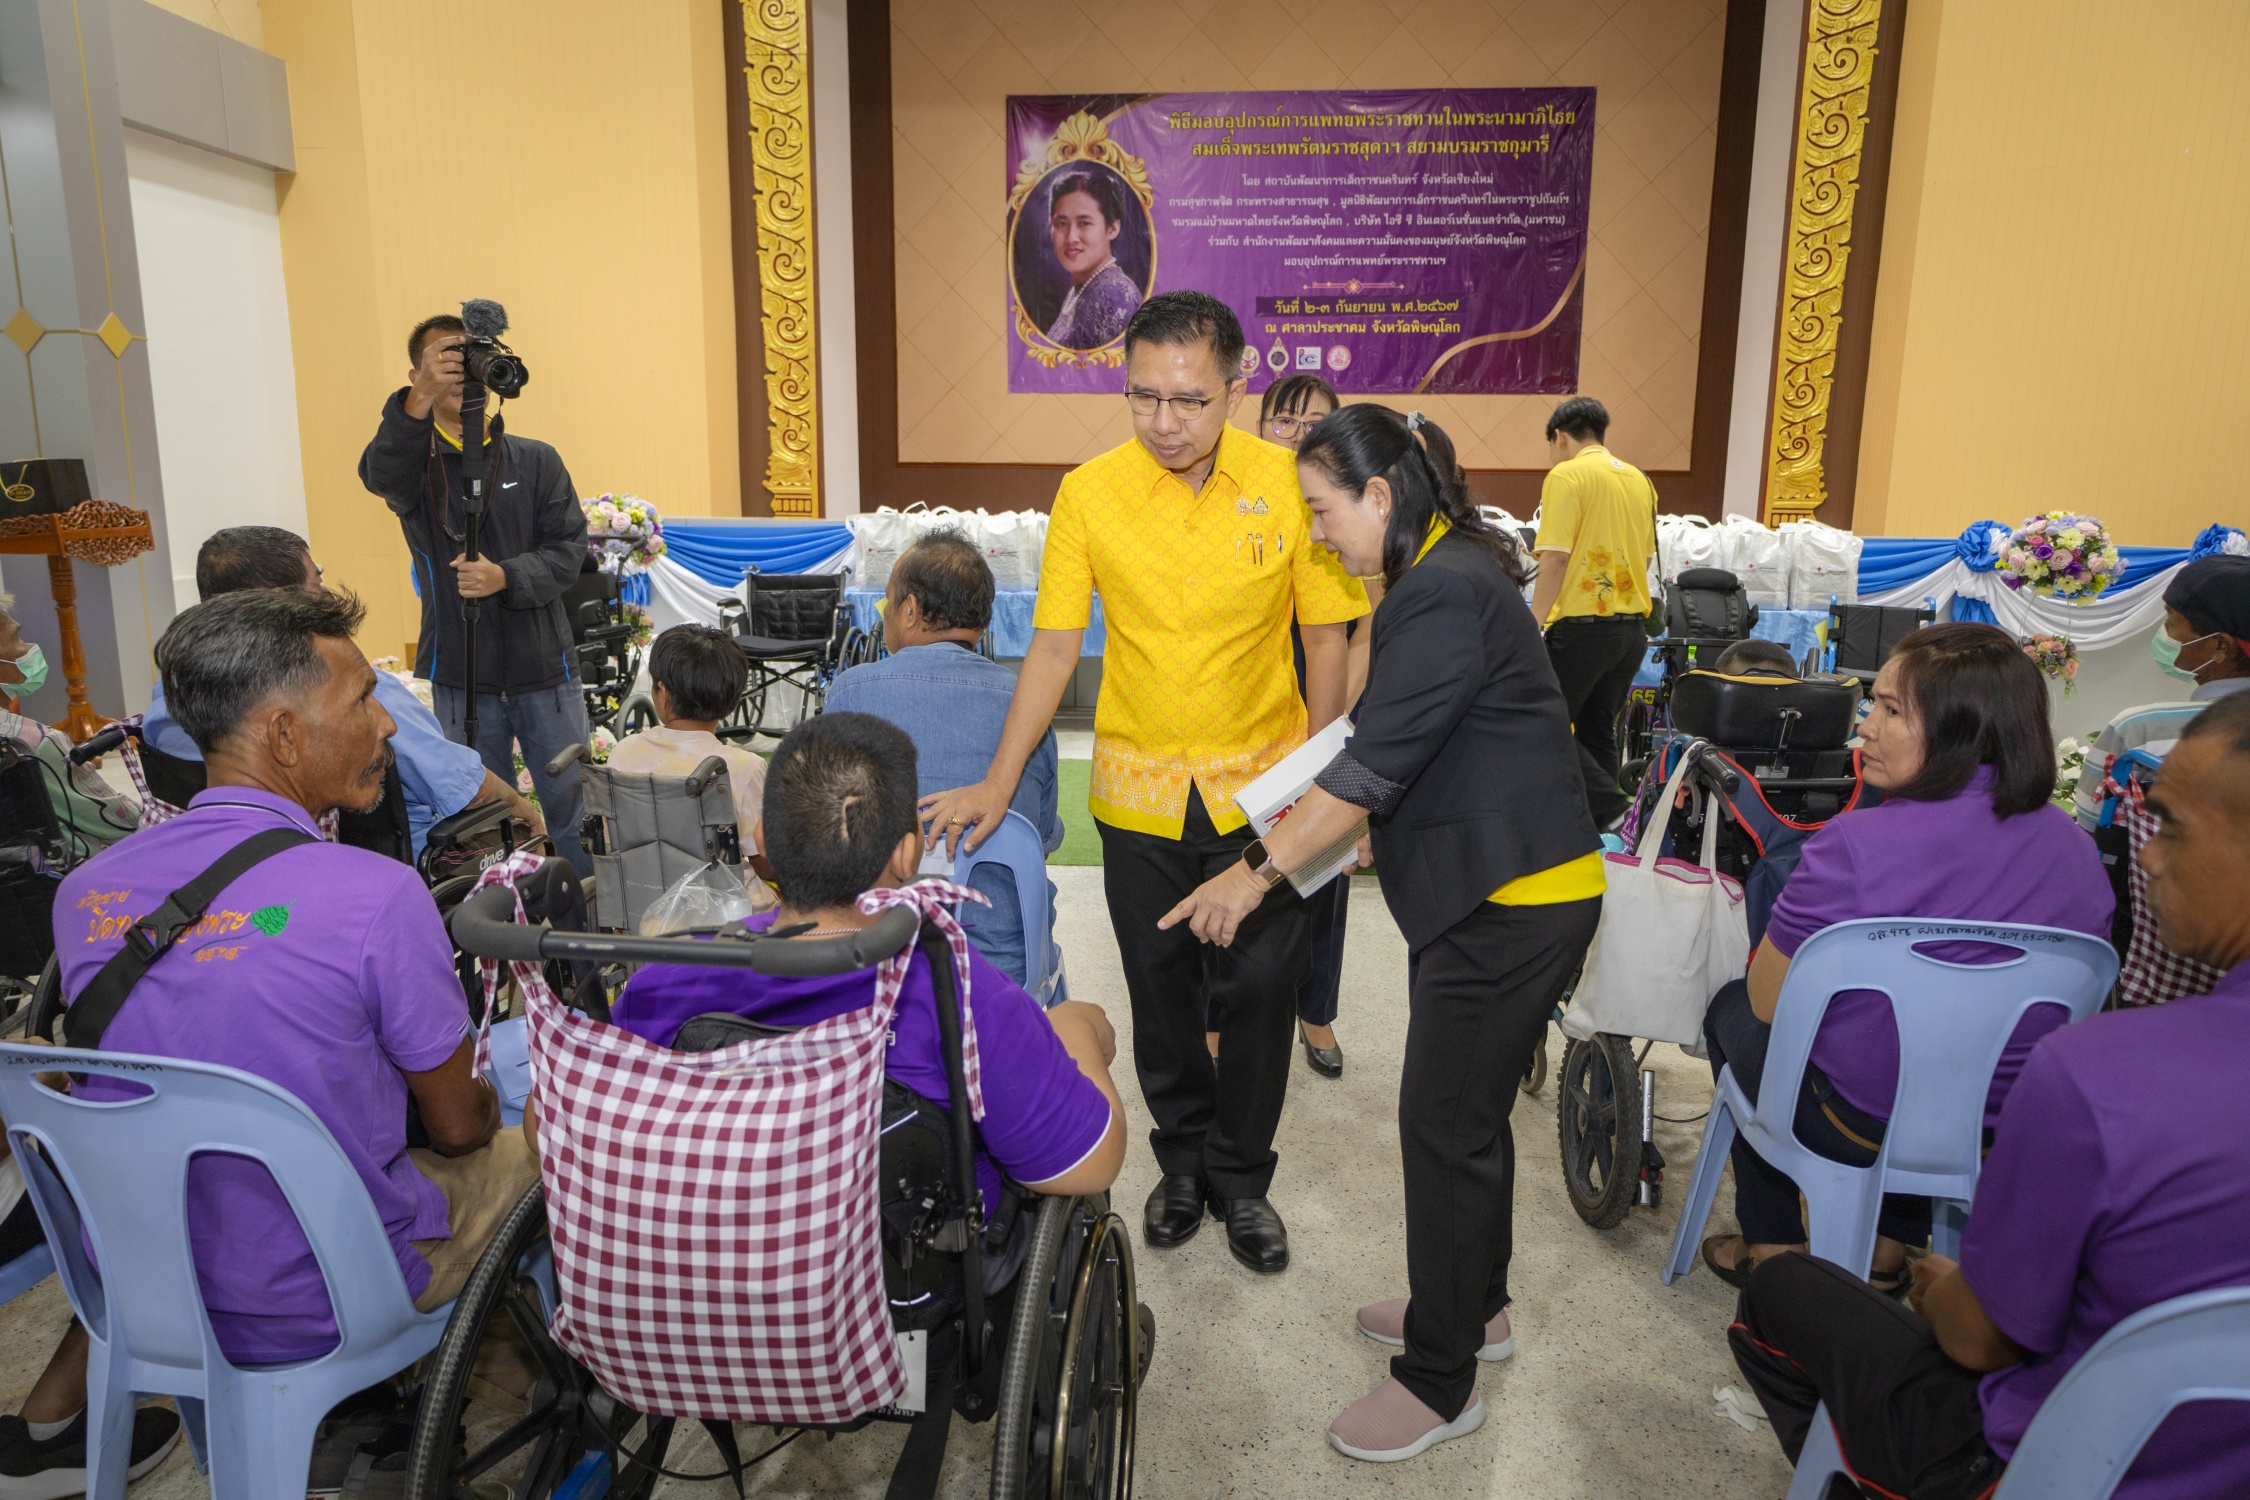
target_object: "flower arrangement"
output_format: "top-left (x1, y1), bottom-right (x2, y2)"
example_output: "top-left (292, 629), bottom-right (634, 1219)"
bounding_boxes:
top-left (2021, 632), bottom-right (2080, 696)
top-left (582, 493), bottom-right (666, 571)
top-left (2053, 736), bottom-right (2086, 808)
top-left (588, 724), bottom-right (617, 764)
top-left (2000, 512), bottom-right (2121, 600)
top-left (623, 602), bottom-right (654, 649)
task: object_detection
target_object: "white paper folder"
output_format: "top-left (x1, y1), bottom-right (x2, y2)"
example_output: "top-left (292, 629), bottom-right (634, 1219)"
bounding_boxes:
top-left (1232, 718), bottom-right (1367, 897)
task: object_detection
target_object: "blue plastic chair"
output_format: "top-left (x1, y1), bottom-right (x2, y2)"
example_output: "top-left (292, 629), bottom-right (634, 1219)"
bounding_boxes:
top-left (1787, 1285), bottom-right (2250, 1499)
top-left (0, 1242), bottom-right (55, 1305)
top-left (487, 1017), bottom-right (532, 1127)
top-left (0, 1045), bottom-right (456, 1500)
top-left (1664, 919), bottom-right (2117, 1284)
top-left (951, 809), bottom-right (1066, 1006)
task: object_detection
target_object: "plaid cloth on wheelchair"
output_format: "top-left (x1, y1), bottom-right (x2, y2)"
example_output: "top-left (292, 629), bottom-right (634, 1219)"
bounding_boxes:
top-left (115, 715), bottom-right (342, 840)
top-left (467, 854), bottom-right (988, 1425)
top-left (2114, 780), bottom-right (2225, 1007)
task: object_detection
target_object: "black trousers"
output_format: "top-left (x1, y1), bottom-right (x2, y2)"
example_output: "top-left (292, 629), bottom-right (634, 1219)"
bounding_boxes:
top-left (1543, 614), bottom-right (1650, 826)
top-left (1732, 1252), bottom-right (2005, 1500)
top-left (1098, 788), bottom-right (1311, 1200)
top-left (1395, 896), bottom-right (1601, 1420)
top-left (1704, 980), bottom-right (1933, 1248)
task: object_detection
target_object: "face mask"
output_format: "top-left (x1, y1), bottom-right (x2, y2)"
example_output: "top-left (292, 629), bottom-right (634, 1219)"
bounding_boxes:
top-left (2, 643), bottom-right (45, 697)
top-left (2152, 628), bottom-right (2220, 682)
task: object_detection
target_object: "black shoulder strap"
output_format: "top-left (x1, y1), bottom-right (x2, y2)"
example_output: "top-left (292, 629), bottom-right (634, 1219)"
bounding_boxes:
top-left (64, 826), bottom-right (316, 1050)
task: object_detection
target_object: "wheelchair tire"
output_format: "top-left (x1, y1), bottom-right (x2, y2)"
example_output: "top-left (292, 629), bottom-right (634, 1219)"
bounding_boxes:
top-left (1557, 1034), bottom-right (1643, 1230)
top-left (617, 694), bottom-right (659, 736)
top-left (23, 957), bottom-right (60, 1043)
top-left (1519, 1020), bottom-right (1548, 1096)
top-left (990, 1197), bottom-right (1140, 1500)
top-left (404, 1184), bottom-right (674, 1500)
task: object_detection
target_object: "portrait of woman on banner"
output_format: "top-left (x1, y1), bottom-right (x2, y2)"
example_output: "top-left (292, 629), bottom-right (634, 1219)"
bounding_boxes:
top-left (1028, 165), bottom-right (1147, 350)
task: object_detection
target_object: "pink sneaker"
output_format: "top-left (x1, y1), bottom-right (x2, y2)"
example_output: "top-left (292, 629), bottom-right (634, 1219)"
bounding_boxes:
top-left (1327, 1377), bottom-right (1485, 1462)
top-left (1355, 1298), bottom-right (1515, 1361)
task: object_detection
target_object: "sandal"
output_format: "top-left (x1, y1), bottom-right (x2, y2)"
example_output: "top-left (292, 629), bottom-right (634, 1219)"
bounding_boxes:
top-left (1701, 1235), bottom-right (1754, 1290)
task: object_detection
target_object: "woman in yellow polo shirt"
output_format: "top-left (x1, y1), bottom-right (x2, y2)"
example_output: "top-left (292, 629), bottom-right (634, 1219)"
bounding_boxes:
top-left (1162, 405), bottom-right (1602, 1464)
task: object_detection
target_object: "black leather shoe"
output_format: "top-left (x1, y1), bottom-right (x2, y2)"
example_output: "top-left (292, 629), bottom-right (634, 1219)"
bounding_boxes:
top-left (1143, 1174), bottom-right (1207, 1248)
top-left (1210, 1192), bottom-right (1290, 1273)
top-left (1300, 1027), bottom-right (1343, 1079)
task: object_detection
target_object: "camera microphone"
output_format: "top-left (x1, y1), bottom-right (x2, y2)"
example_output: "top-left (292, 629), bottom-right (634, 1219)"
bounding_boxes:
top-left (461, 298), bottom-right (510, 338)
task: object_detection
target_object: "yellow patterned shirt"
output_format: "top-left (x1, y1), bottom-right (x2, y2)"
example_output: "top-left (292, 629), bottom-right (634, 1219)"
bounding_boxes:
top-left (1534, 445), bottom-right (1657, 623)
top-left (1033, 425), bottom-right (1369, 838)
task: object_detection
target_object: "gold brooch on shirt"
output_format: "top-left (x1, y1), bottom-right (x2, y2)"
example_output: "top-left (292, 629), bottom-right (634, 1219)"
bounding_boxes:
top-left (1236, 498), bottom-right (1250, 514)
top-left (1249, 497), bottom-right (1270, 515)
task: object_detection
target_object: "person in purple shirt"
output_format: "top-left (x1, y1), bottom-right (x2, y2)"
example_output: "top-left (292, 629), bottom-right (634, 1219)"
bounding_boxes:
top-left (605, 711), bottom-right (1124, 1222)
top-left (1729, 691), bottom-right (2250, 1499)
top-left (1701, 624), bottom-right (2113, 1295)
top-left (53, 588), bottom-right (538, 1370)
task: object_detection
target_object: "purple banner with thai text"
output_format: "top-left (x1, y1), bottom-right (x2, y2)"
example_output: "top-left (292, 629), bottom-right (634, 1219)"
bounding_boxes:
top-left (1005, 88), bottom-right (1593, 396)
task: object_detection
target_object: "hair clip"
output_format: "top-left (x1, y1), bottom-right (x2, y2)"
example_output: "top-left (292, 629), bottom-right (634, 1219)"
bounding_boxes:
top-left (1406, 410), bottom-right (1425, 432)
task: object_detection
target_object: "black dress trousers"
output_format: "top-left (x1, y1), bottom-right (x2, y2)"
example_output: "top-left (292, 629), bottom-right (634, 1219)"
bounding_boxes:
top-left (1393, 895), bottom-right (1601, 1420)
top-left (1097, 786), bottom-right (1312, 1201)
top-left (1542, 614), bottom-right (1650, 825)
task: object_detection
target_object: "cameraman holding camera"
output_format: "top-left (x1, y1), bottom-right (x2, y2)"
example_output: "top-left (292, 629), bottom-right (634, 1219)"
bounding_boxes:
top-left (358, 311), bottom-right (593, 873)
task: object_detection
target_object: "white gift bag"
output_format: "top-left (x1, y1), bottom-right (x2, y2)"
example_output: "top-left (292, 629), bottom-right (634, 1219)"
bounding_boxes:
top-left (1780, 519), bottom-right (1863, 609)
top-left (848, 505), bottom-right (973, 590)
top-left (1658, 514), bottom-right (1723, 583)
top-left (975, 510), bottom-right (1047, 591)
top-left (1565, 754), bottom-right (1749, 1047)
top-left (1716, 515), bottom-right (1791, 608)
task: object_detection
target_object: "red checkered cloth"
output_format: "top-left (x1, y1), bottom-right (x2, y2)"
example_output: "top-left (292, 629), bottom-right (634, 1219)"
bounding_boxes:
top-left (2113, 780), bottom-right (2226, 1006)
top-left (468, 854), bottom-right (989, 1424)
top-left (119, 717), bottom-right (340, 839)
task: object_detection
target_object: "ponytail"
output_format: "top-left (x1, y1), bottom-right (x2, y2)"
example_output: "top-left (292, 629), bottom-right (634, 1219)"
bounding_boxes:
top-left (1298, 406), bottom-right (1528, 588)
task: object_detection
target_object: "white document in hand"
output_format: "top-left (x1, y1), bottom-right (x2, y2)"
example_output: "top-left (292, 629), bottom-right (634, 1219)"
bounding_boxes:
top-left (1232, 717), bottom-right (1367, 897)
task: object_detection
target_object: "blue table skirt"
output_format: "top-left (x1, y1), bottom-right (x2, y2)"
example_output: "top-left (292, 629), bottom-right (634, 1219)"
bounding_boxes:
top-left (847, 589), bottom-right (1107, 658)
top-left (1632, 608), bottom-right (1831, 688)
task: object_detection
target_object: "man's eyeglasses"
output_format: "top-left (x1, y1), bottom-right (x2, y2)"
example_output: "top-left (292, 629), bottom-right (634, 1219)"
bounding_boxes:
top-left (1126, 391), bottom-right (1214, 420)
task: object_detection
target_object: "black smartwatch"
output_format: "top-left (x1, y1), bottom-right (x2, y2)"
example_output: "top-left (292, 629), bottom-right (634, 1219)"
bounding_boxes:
top-left (1240, 838), bottom-right (1286, 891)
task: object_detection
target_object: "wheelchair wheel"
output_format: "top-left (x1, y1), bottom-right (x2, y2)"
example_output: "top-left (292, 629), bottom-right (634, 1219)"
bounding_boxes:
top-left (23, 956), bottom-right (60, 1043)
top-left (1557, 1033), bottom-right (1643, 1230)
top-left (617, 693), bottom-right (659, 736)
top-left (990, 1196), bottom-right (1140, 1500)
top-left (1519, 1020), bottom-right (1548, 1096)
top-left (405, 1184), bottom-right (674, 1500)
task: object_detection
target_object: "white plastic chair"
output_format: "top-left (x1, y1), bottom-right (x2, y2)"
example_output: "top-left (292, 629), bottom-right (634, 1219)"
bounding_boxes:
top-left (1787, 1285), bottom-right (2250, 1499)
top-left (0, 1045), bottom-right (458, 1500)
top-left (1664, 919), bottom-right (2117, 1283)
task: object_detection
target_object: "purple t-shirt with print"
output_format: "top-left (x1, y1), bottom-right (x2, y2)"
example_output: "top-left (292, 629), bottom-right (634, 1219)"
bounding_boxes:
top-left (1762, 766), bottom-right (2113, 1121)
top-left (54, 789), bottom-right (469, 1363)
top-left (1962, 963), bottom-right (2250, 1494)
top-left (611, 913), bottom-right (1110, 1211)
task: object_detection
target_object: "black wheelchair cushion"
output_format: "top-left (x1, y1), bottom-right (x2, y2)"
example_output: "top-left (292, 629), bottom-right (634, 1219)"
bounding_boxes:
top-left (1665, 568), bottom-right (1758, 642)
top-left (1669, 670), bottom-right (1861, 751)
top-left (732, 634), bottom-right (826, 660)
top-left (135, 740), bottom-right (209, 810)
top-left (743, 574), bottom-right (842, 646)
top-left (1829, 603), bottom-right (1936, 677)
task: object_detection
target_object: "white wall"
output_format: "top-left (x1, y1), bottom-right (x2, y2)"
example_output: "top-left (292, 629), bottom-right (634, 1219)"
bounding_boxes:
top-left (123, 126), bottom-right (307, 603)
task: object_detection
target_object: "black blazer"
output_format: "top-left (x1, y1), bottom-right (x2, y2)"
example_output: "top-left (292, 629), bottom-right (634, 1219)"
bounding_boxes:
top-left (1320, 530), bottom-right (1601, 952)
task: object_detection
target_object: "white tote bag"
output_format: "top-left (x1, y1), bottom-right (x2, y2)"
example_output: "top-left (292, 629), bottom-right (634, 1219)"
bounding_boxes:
top-left (1658, 514), bottom-right (1723, 583)
top-left (975, 509), bottom-right (1047, 591)
top-left (1780, 519), bottom-right (1863, 608)
top-left (1564, 754), bottom-right (1749, 1047)
top-left (1716, 515), bottom-right (1792, 609)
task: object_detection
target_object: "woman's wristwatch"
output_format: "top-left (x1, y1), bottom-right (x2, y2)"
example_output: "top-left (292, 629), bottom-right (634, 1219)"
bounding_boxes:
top-left (1239, 838), bottom-right (1287, 891)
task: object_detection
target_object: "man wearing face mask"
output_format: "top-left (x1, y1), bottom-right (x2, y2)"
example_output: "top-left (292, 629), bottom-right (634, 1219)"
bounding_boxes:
top-left (2151, 556), bottom-right (2250, 699)
top-left (0, 593), bottom-right (139, 856)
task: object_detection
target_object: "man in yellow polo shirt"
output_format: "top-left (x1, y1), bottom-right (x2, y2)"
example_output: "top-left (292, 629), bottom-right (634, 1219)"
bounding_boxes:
top-left (923, 291), bottom-right (1367, 1274)
top-left (1529, 396), bottom-right (1658, 829)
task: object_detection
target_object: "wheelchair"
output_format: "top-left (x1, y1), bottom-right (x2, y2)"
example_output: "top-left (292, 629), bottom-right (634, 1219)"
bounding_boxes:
top-left (713, 573), bottom-right (870, 742)
top-left (1555, 667), bottom-right (1870, 1230)
top-left (560, 556), bottom-right (652, 736)
top-left (0, 730), bottom-right (81, 995)
top-left (417, 870), bottom-right (1145, 1500)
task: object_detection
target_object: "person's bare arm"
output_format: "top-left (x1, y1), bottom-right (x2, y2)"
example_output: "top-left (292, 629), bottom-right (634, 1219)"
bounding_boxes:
top-left (1023, 1000), bottom-right (1127, 1196)
top-left (1159, 785), bottom-right (1366, 947)
top-left (1748, 936), bottom-right (1791, 1023)
top-left (477, 768), bottom-right (547, 837)
top-left (403, 1037), bottom-right (500, 1157)
top-left (1529, 548), bottom-right (1570, 626)
top-left (918, 626), bottom-right (1083, 855)
top-left (1301, 621), bottom-right (1350, 730)
top-left (1910, 1256), bottom-right (2028, 1372)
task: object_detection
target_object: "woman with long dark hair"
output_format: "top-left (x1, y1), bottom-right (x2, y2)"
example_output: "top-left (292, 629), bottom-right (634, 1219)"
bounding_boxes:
top-left (1162, 405), bottom-right (1602, 1462)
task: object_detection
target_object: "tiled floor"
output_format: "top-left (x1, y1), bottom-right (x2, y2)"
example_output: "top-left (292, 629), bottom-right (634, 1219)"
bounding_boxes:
top-left (0, 868), bottom-right (1788, 1499)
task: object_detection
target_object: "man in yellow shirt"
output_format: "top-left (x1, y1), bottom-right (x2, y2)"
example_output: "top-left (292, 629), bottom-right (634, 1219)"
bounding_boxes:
top-left (1528, 397), bottom-right (1657, 829)
top-left (923, 292), bottom-right (1368, 1274)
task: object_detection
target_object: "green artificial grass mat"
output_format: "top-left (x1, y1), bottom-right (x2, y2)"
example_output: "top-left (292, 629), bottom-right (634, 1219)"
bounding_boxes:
top-left (1053, 758), bottom-right (1104, 865)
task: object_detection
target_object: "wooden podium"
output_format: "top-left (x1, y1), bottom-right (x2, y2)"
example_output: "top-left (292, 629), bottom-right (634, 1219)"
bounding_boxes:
top-left (0, 501), bottom-right (156, 743)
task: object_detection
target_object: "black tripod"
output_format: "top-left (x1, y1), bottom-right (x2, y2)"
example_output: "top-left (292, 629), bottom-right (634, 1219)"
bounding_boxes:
top-left (456, 377), bottom-right (493, 749)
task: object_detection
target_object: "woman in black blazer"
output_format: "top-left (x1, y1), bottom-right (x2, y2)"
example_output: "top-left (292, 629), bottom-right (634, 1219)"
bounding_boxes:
top-left (1163, 406), bottom-right (1602, 1463)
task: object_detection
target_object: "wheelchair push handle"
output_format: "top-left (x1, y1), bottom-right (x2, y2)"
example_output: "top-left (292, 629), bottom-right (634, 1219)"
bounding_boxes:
top-left (446, 878), bottom-right (923, 975)
top-left (684, 755), bottom-right (730, 797)
top-left (67, 723), bottom-right (130, 765)
top-left (545, 741), bottom-right (589, 779)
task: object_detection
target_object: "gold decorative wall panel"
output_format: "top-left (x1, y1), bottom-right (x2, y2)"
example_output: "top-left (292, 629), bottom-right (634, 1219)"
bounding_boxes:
top-left (741, 0), bottom-right (819, 516)
top-left (1763, 0), bottom-right (1883, 523)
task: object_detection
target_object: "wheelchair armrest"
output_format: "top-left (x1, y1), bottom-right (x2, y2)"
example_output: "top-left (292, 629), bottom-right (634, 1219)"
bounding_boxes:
top-left (427, 798), bottom-right (514, 852)
top-left (67, 723), bottom-right (132, 765)
top-left (684, 755), bottom-right (731, 797)
top-left (546, 741), bottom-right (590, 779)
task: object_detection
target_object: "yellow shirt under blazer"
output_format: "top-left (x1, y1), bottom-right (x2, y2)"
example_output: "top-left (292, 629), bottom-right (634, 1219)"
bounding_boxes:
top-left (1033, 423), bottom-right (1368, 838)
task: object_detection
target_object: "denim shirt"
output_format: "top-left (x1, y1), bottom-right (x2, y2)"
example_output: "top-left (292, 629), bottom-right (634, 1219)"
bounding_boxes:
top-left (826, 643), bottom-right (1063, 986)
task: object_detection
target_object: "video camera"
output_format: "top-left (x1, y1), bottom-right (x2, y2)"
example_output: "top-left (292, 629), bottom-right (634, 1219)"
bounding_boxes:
top-left (459, 297), bottom-right (530, 398)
